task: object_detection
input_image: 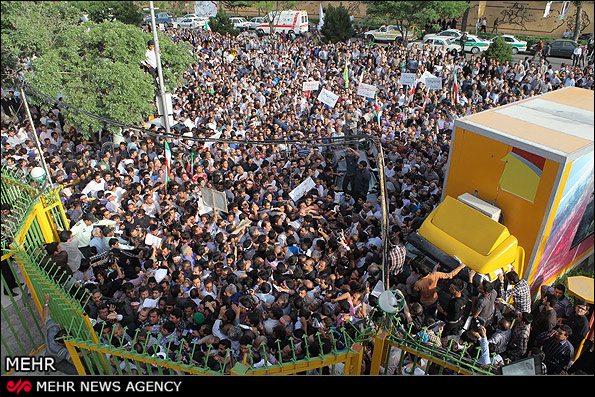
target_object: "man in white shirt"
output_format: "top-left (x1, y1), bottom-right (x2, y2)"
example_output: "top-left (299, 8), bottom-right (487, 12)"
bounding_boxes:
top-left (142, 40), bottom-right (160, 90)
top-left (82, 173), bottom-right (107, 199)
top-left (70, 212), bottom-right (116, 257)
top-left (572, 45), bottom-right (582, 67)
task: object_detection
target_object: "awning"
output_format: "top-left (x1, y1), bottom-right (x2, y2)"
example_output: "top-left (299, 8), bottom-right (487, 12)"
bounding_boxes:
top-left (567, 276), bottom-right (594, 304)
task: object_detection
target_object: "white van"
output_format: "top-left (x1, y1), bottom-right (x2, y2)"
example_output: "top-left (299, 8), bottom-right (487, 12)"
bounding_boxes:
top-left (254, 10), bottom-right (308, 36)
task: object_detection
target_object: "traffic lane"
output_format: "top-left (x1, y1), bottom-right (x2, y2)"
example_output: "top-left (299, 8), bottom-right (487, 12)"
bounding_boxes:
top-left (369, 39), bottom-right (573, 70)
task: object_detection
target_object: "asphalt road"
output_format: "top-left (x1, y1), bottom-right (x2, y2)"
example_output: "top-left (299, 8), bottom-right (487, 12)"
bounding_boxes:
top-left (366, 39), bottom-right (573, 71)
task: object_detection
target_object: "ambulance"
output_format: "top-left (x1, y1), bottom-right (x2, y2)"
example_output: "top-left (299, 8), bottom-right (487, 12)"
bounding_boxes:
top-left (254, 10), bottom-right (309, 37)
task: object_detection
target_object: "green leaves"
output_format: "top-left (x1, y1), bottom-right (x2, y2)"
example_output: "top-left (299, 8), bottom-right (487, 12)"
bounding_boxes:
top-left (20, 18), bottom-right (192, 137)
top-left (210, 8), bottom-right (240, 36)
top-left (321, 4), bottom-right (355, 43)
top-left (483, 37), bottom-right (513, 64)
top-left (366, 1), bottom-right (469, 38)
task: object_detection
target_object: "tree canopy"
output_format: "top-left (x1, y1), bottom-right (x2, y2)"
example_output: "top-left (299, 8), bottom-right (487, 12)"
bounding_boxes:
top-left (71, 1), bottom-right (142, 25)
top-left (2, 1), bottom-right (194, 137)
top-left (321, 3), bottom-right (355, 43)
top-left (365, 1), bottom-right (470, 40)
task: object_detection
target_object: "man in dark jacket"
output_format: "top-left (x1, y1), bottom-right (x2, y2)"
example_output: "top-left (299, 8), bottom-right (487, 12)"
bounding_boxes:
top-left (341, 147), bottom-right (360, 195)
top-left (353, 160), bottom-right (371, 201)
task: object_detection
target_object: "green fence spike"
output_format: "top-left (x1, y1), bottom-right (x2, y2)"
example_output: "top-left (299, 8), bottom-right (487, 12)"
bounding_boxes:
top-left (302, 333), bottom-right (311, 359)
top-left (289, 337), bottom-right (297, 362)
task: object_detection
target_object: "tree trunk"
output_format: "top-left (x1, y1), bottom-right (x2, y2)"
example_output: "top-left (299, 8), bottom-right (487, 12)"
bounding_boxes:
top-left (461, 2), bottom-right (470, 32)
top-left (572, 1), bottom-right (583, 40)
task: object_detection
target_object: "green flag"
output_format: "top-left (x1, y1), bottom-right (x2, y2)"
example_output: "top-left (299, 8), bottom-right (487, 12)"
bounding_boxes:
top-left (164, 139), bottom-right (172, 182)
top-left (343, 63), bottom-right (349, 89)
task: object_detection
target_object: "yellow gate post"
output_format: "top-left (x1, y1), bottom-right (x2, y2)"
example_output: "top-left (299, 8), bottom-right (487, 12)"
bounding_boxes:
top-left (369, 331), bottom-right (389, 375)
top-left (343, 344), bottom-right (364, 375)
top-left (64, 340), bottom-right (88, 375)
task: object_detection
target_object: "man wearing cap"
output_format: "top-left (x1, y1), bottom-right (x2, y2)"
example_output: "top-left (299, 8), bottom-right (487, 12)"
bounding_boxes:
top-left (70, 212), bottom-right (116, 258)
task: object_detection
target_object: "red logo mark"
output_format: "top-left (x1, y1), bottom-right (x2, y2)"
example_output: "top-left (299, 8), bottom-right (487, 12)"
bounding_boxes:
top-left (6, 380), bottom-right (32, 394)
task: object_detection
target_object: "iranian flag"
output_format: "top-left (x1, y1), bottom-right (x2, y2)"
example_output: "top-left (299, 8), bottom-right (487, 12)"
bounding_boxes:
top-left (357, 67), bottom-right (365, 86)
top-left (164, 139), bottom-right (172, 182)
top-left (374, 92), bottom-right (381, 128)
top-left (205, 19), bottom-right (211, 32)
top-left (453, 70), bottom-right (459, 105)
top-left (422, 89), bottom-right (430, 111)
top-left (407, 81), bottom-right (416, 105)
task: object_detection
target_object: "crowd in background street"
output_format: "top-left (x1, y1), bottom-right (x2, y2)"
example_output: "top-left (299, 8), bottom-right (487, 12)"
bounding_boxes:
top-left (1, 24), bottom-right (593, 375)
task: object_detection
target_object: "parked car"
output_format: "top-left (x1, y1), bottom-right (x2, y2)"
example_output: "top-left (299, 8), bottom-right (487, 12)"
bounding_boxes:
top-left (459, 34), bottom-right (491, 54)
top-left (176, 16), bottom-right (208, 29)
top-left (249, 16), bottom-right (268, 30)
top-left (423, 36), bottom-right (459, 52)
top-left (423, 29), bottom-right (463, 42)
top-left (146, 12), bottom-right (174, 27)
top-left (230, 17), bottom-right (250, 31)
top-left (530, 39), bottom-right (579, 58)
top-left (365, 25), bottom-right (415, 43)
top-left (490, 35), bottom-right (527, 54)
top-left (578, 32), bottom-right (593, 42)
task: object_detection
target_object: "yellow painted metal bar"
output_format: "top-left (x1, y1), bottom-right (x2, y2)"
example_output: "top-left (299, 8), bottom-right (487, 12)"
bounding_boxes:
top-left (344, 344), bottom-right (363, 375)
top-left (237, 349), bottom-right (358, 376)
top-left (14, 258), bottom-right (44, 321)
top-left (369, 331), bottom-right (388, 375)
top-left (12, 210), bottom-right (37, 246)
top-left (33, 203), bottom-right (57, 243)
top-left (383, 339), bottom-right (474, 375)
top-left (64, 340), bottom-right (87, 375)
top-left (1, 252), bottom-right (14, 262)
top-left (69, 341), bottom-right (212, 375)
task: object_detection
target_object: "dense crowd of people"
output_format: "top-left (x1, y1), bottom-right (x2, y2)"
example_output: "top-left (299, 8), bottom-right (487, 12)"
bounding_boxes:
top-left (1, 23), bottom-right (593, 375)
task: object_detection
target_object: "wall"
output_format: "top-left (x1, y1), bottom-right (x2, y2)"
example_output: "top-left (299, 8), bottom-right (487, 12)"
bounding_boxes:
top-left (221, 1), bottom-right (594, 38)
top-left (464, 1), bottom-right (594, 38)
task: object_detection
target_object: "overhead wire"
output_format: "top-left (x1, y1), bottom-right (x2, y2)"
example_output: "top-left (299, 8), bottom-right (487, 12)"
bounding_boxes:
top-left (21, 80), bottom-right (392, 288)
top-left (20, 81), bottom-right (372, 148)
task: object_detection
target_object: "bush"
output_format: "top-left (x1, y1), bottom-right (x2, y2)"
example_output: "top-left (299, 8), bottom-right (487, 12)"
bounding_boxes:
top-left (210, 9), bottom-right (240, 36)
top-left (483, 36), bottom-right (513, 64)
top-left (320, 3), bottom-right (354, 43)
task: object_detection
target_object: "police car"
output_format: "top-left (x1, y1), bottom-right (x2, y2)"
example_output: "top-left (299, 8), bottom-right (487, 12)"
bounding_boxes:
top-left (365, 25), bottom-right (415, 43)
top-left (490, 35), bottom-right (527, 54)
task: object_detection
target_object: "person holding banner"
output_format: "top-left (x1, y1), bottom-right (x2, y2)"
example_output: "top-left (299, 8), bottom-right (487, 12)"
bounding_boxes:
top-left (344, 103), bottom-right (361, 137)
top-left (341, 147), bottom-right (360, 196)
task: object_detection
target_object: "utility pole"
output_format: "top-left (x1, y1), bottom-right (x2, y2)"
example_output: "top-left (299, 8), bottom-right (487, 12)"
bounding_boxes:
top-left (147, 1), bottom-right (172, 135)
top-left (20, 87), bottom-right (53, 188)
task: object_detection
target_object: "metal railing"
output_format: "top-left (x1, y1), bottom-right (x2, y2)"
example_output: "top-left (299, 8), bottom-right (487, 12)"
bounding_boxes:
top-left (369, 311), bottom-right (498, 375)
top-left (1, 165), bottom-right (502, 376)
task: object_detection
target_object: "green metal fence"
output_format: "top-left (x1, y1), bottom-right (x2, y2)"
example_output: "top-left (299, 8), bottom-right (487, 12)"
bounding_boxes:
top-left (63, 320), bottom-right (367, 376)
top-left (1, 165), bottom-right (502, 376)
top-left (1, 166), bottom-right (97, 374)
top-left (369, 311), bottom-right (498, 375)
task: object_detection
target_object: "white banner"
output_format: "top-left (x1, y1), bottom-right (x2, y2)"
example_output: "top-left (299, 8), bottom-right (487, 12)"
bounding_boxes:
top-left (357, 83), bottom-right (377, 98)
top-left (302, 81), bottom-right (320, 91)
top-left (317, 88), bottom-right (339, 108)
top-left (426, 77), bottom-right (443, 90)
top-left (400, 73), bottom-right (416, 86)
top-left (194, 1), bottom-right (218, 17)
top-left (200, 187), bottom-right (228, 212)
top-left (289, 177), bottom-right (316, 202)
